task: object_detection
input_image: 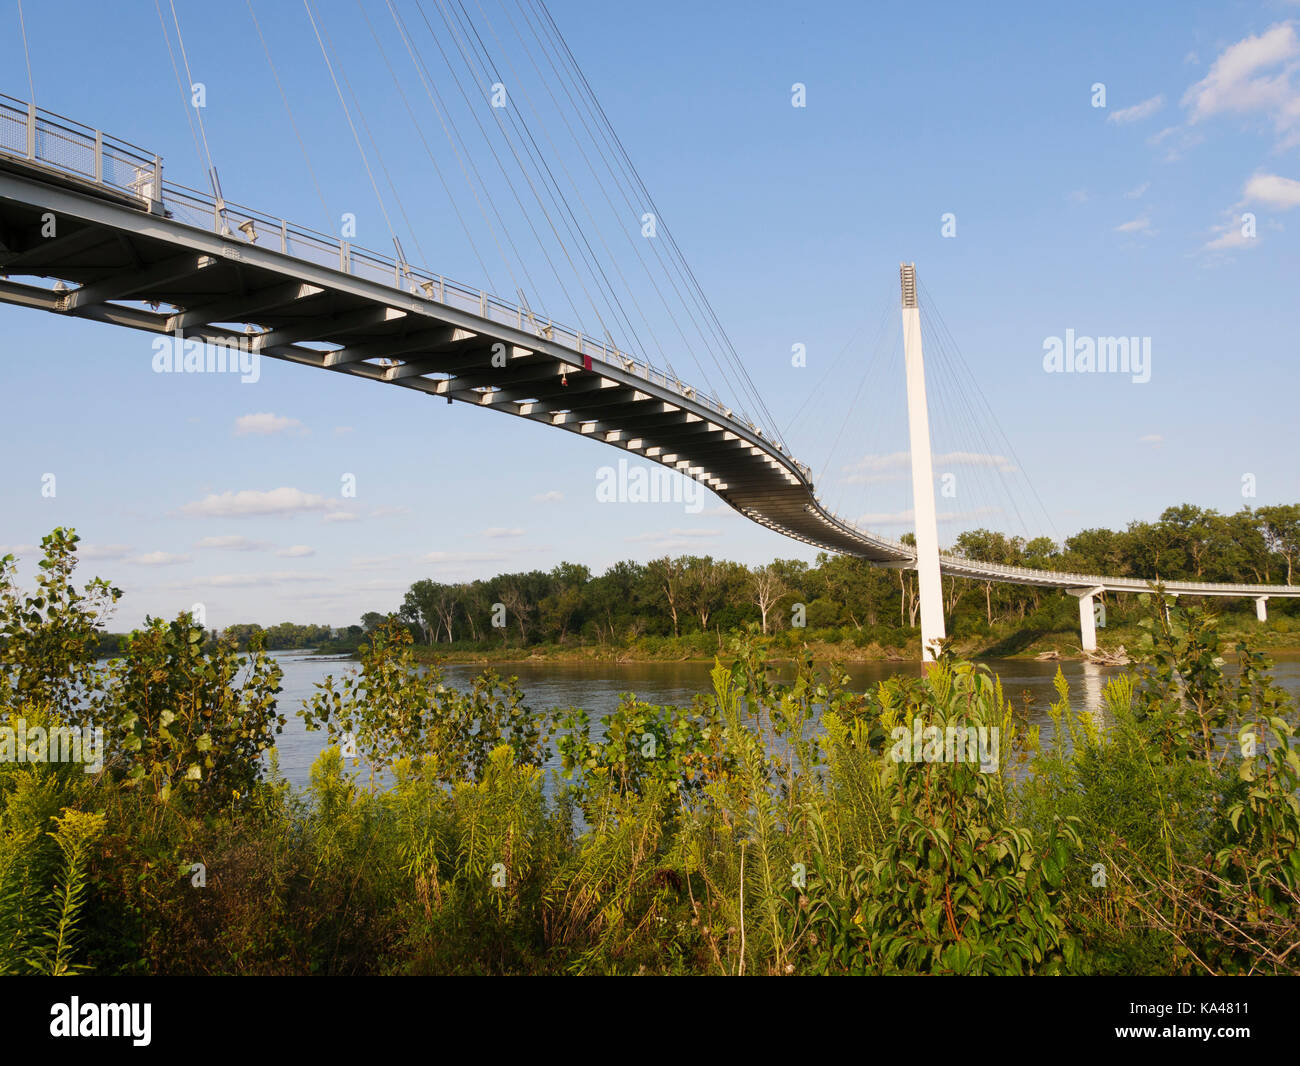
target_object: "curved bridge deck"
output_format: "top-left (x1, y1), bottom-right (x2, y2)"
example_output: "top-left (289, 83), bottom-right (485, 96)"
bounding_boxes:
top-left (1, 95), bottom-right (1295, 605)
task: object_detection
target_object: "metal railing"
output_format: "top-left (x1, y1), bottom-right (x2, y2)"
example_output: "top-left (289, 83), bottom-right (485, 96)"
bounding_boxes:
top-left (27, 93), bottom-right (1285, 598)
top-left (935, 555), bottom-right (1299, 595)
top-left (0, 94), bottom-right (811, 476)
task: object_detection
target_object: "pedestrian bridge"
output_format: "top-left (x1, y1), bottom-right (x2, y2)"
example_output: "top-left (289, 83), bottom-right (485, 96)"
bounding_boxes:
top-left (1, 94), bottom-right (1295, 654)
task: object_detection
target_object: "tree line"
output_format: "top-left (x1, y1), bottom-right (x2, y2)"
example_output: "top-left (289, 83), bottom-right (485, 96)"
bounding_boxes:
top-left (388, 503), bottom-right (1300, 646)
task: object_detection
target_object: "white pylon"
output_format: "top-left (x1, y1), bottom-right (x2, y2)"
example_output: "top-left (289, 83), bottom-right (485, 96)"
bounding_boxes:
top-left (899, 263), bottom-right (946, 662)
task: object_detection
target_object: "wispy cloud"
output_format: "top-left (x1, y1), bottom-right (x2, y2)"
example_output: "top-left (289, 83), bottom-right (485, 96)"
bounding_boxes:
top-left (625, 528), bottom-right (722, 544)
top-left (1124, 181), bottom-right (1151, 199)
top-left (423, 550), bottom-right (510, 565)
top-left (181, 487), bottom-right (332, 518)
top-left (80, 543), bottom-right (133, 561)
top-left (1243, 171), bottom-right (1300, 208)
top-left (1201, 220), bottom-right (1257, 252)
top-left (1138, 433), bottom-right (1163, 446)
top-left (842, 451), bottom-right (1016, 485)
top-left (351, 554), bottom-right (405, 570)
top-left (1115, 215), bottom-right (1154, 234)
top-left (348, 553), bottom-right (403, 569)
top-left (532, 490), bottom-right (563, 503)
top-left (482, 527), bottom-right (525, 538)
top-left (276, 545), bottom-right (316, 558)
top-left (1200, 171), bottom-right (1298, 254)
top-left (1108, 94), bottom-right (1165, 124)
top-left (1182, 22), bottom-right (1300, 148)
top-left (195, 535), bottom-right (270, 551)
top-left (855, 507), bottom-right (1001, 528)
top-left (193, 571), bottom-right (328, 587)
top-left (128, 551), bottom-right (192, 566)
top-left (233, 412), bottom-right (306, 436)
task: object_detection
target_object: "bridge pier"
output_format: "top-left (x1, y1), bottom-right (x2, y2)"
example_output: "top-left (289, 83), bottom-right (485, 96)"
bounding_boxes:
top-left (1256, 595), bottom-right (1268, 622)
top-left (1070, 586), bottom-right (1105, 653)
top-left (899, 264), bottom-right (946, 662)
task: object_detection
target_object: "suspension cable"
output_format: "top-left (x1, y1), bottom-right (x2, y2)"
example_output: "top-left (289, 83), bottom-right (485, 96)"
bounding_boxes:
top-left (16, 0), bottom-right (35, 105)
top-left (302, 0), bottom-right (398, 249)
top-left (153, 0), bottom-right (206, 180)
top-left (167, 0), bottom-right (221, 195)
top-left (246, 0), bottom-right (332, 227)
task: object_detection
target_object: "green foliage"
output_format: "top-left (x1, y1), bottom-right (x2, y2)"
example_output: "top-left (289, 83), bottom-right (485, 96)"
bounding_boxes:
top-left (301, 618), bottom-right (549, 784)
top-left (0, 528), bottom-right (120, 721)
top-left (1, 529), bottom-right (1297, 975)
top-left (104, 616), bottom-right (285, 808)
top-left (793, 663), bottom-right (1078, 974)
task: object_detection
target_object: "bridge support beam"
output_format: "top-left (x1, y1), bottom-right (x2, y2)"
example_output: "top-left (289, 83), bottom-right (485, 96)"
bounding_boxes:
top-left (1070, 586), bottom-right (1105, 653)
top-left (899, 264), bottom-right (945, 662)
top-left (1256, 595), bottom-right (1268, 622)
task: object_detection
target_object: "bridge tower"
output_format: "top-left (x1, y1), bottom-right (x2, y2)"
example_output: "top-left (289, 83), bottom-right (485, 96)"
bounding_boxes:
top-left (899, 264), bottom-right (946, 662)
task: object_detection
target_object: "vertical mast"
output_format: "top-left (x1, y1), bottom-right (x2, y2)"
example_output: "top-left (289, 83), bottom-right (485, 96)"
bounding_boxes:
top-left (899, 263), bottom-right (946, 661)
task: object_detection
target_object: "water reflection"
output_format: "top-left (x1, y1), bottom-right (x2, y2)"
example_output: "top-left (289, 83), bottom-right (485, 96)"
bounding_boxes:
top-left (265, 651), bottom-right (1300, 791)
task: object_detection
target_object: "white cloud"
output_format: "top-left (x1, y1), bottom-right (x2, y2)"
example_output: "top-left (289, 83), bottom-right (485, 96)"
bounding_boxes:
top-left (1146, 124), bottom-right (1205, 162)
top-left (181, 487), bottom-right (332, 518)
top-left (1200, 172), bottom-right (1298, 254)
top-left (1182, 22), bottom-right (1300, 147)
top-left (276, 545), bottom-right (316, 558)
top-left (841, 451), bottom-right (1015, 485)
top-left (482, 527), bottom-right (525, 538)
top-left (1243, 171), bottom-right (1300, 208)
top-left (0, 544), bottom-right (37, 556)
top-left (532, 491), bottom-right (563, 503)
top-left (351, 554), bottom-right (405, 570)
top-left (1201, 218), bottom-right (1258, 252)
top-left (333, 426), bottom-right (353, 435)
top-left (369, 506), bottom-right (411, 518)
top-left (935, 451), bottom-right (1017, 473)
top-left (855, 507), bottom-right (1001, 528)
top-left (195, 571), bottom-right (328, 587)
top-left (128, 551), bottom-right (192, 566)
top-left (322, 511), bottom-right (359, 523)
top-left (1124, 181), bottom-right (1151, 198)
top-left (625, 528), bottom-right (722, 544)
top-left (1108, 94), bottom-right (1165, 124)
top-left (1115, 216), bottom-right (1154, 234)
top-left (423, 550), bottom-right (509, 565)
top-left (80, 543), bottom-right (133, 560)
top-left (195, 535), bottom-right (269, 551)
top-left (1138, 434), bottom-right (1164, 445)
top-left (1067, 188), bottom-right (1090, 204)
top-left (233, 412), bottom-right (306, 436)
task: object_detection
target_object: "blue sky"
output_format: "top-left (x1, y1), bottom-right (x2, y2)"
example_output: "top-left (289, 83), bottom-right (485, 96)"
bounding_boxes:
top-left (2, 0), bottom-right (1298, 629)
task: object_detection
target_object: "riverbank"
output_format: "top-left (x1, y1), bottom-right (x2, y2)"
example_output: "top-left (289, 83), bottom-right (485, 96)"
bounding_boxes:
top-left (313, 618), bottom-right (1300, 665)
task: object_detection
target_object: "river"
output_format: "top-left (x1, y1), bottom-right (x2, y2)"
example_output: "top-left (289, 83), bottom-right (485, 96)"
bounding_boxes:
top-left (264, 651), bottom-right (1300, 790)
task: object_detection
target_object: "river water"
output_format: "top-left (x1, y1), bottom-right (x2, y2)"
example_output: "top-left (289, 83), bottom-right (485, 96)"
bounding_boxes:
top-left (265, 652), bottom-right (1300, 790)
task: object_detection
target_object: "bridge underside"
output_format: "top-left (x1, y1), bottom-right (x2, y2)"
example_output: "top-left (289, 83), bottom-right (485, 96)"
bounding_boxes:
top-left (0, 155), bottom-right (907, 562)
top-left (2, 153), bottom-right (1298, 607)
